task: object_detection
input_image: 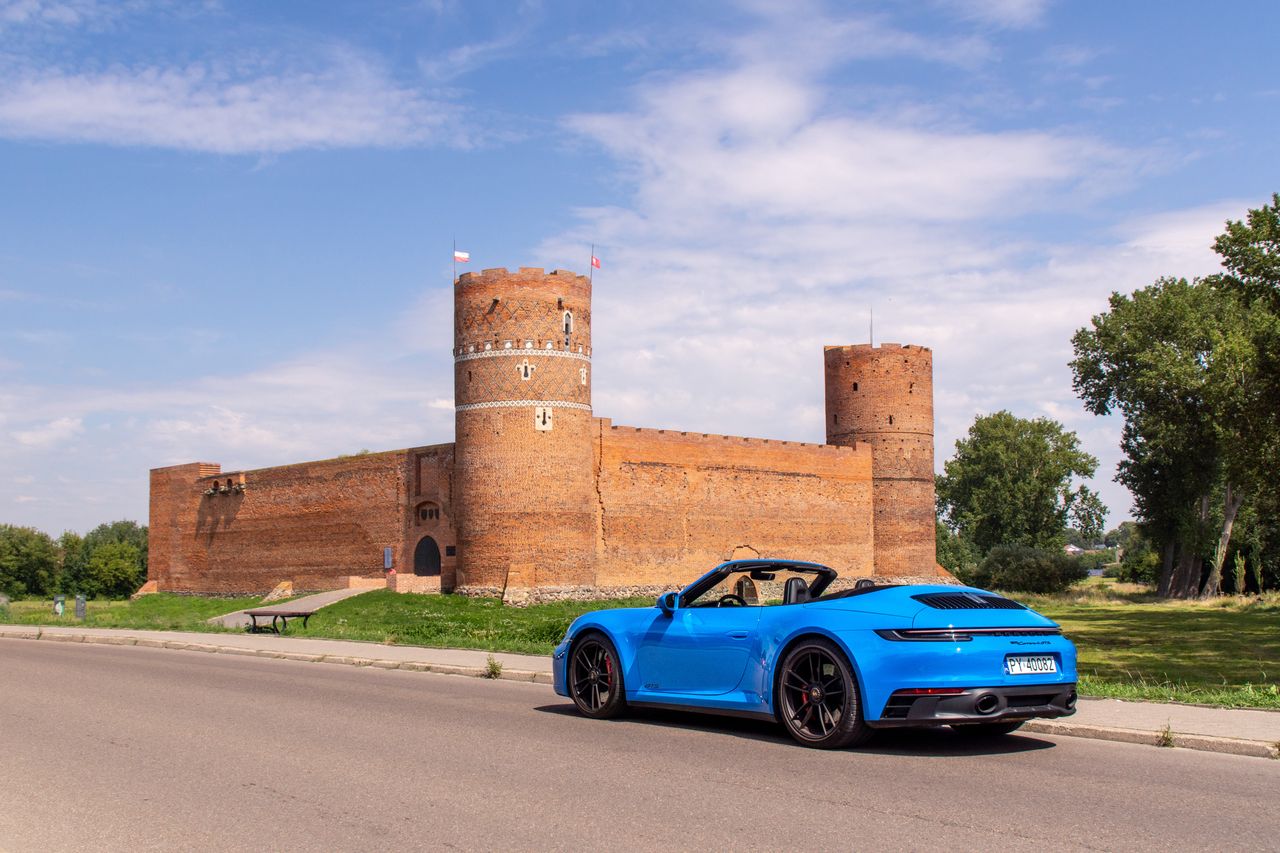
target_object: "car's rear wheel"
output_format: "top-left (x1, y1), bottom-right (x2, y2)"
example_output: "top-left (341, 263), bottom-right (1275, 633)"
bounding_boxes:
top-left (777, 638), bottom-right (873, 749)
top-left (950, 720), bottom-right (1025, 736)
top-left (568, 633), bottom-right (626, 719)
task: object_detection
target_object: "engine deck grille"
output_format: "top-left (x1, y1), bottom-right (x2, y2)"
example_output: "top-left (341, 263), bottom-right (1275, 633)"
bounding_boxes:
top-left (913, 592), bottom-right (1026, 610)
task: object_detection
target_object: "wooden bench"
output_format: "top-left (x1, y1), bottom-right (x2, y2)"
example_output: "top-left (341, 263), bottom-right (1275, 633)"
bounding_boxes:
top-left (244, 609), bottom-right (316, 634)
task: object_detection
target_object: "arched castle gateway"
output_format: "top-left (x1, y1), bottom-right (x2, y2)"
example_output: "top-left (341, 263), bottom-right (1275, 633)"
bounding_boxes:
top-left (148, 267), bottom-right (949, 601)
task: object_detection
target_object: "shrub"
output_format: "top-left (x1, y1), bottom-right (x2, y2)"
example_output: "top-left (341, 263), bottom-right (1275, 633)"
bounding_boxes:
top-left (969, 545), bottom-right (1088, 594)
top-left (1113, 540), bottom-right (1159, 585)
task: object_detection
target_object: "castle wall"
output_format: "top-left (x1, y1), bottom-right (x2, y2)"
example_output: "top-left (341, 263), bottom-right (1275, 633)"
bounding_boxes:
top-left (149, 448), bottom-right (454, 594)
top-left (146, 263), bottom-right (944, 598)
top-left (593, 419), bottom-right (875, 589)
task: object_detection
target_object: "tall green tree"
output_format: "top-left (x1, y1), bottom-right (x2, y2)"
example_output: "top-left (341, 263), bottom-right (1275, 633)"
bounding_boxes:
top-left (1072, 196), bottom-right (1280, 597)
top-left (936, 411), bottom-right (1105, 555)
top-left (0, 525), bottom-right (59, 598)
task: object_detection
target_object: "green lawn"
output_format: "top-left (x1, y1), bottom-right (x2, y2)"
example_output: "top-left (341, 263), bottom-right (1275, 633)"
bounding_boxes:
top-left (1019, 583), bottom-right (1280, 709)
top-left (2, 594), bottom-right (262, 633)
top-left (288, 589), bottom-right (653, 654)
top-left (5, 583), bottom-right (1278, 710)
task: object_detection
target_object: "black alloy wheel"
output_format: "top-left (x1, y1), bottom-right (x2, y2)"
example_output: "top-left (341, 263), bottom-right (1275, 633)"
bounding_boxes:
top-left (950, 720), bottom-right (1025, 736)
top-left (569, 633), bottom-right (626, 719)
top-left (777, 638), bottom-right (872, 749)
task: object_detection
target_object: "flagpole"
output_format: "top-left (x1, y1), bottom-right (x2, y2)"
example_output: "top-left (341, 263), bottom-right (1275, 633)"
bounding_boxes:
top-left (452, 237), bottom-right (457, 284)
top-left (869, 303), bottom-right (874, 346)
top-left (589, 243), bottom-right (595, 284)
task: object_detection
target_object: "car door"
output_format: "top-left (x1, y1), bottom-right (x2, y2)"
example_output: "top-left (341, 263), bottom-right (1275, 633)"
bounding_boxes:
top-left (634, 606), bottom-right (762, 695)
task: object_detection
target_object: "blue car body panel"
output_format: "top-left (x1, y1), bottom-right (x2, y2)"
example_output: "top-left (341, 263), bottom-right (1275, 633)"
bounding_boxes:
top-left (554, 577), bottom-right (1078, 725)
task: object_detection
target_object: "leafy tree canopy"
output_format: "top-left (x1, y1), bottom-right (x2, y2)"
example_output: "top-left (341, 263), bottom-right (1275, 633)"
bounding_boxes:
top-left (83, 542), bottom-right (145, 600)
top-left (0, 525), bottom-right (59, 598)
top-left (936, 410), bottom-right (1104, 555)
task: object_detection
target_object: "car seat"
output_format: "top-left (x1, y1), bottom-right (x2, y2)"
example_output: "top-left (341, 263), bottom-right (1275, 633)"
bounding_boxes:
top-left (783, 577), bottom-right (810, 605)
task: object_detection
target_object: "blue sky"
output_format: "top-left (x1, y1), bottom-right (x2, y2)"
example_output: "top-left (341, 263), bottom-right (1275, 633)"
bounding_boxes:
top-left (2, 0), bottom-right (1277, 535)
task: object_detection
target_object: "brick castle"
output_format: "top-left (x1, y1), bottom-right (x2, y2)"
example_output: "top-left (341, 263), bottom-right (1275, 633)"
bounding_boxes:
top-left (148, 267), bottom-right (946, 601)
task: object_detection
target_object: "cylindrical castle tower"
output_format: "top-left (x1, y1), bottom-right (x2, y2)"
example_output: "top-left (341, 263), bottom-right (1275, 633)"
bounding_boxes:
top-left (452, 267), bottom-right (596, 592)
top-left (824, 343), bottom-right (936, 576)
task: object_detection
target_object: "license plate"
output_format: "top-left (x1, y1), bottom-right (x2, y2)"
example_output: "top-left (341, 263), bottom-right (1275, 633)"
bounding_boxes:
top-left (1006, 655), bottom-right (1057, 675)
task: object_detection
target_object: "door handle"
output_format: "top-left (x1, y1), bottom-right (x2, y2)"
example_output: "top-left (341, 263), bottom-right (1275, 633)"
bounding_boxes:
top-left (727, 631), bottom-right (750, 639)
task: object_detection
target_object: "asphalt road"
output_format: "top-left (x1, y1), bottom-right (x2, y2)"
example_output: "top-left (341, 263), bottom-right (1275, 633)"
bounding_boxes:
top-left (2, 643), bottom-right (1277, 852)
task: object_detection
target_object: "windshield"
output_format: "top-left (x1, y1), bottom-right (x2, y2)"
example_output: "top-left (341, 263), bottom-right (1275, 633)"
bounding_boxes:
top-left (685, 568), bottom-right (826, 607)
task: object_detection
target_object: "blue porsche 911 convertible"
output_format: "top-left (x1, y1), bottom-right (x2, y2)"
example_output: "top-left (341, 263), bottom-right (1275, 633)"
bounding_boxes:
top-left (553, 559), bottom-right (1077, 748)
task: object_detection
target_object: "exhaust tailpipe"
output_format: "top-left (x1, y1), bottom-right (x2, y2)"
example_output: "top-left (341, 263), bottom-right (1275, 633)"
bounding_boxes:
top-left (974, 693), bottom-right (1000, 715)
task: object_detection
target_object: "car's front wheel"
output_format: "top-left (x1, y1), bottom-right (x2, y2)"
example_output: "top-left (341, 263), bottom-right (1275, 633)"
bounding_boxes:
top-left (568, 632), bottom-right (626, 719)
top-left (777, 638), bottom-right (873, 749)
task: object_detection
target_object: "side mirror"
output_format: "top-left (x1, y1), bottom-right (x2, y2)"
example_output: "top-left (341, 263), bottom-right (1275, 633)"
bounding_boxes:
top-left (657, 591), bottom-right (680, 616)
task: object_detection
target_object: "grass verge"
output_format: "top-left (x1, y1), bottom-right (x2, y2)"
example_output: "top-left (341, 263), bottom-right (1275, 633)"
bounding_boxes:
top-left (3, 594), bottom-right (264, 633)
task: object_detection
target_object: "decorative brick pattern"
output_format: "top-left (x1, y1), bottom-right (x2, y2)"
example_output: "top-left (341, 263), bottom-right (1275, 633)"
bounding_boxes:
top-left (455, 351), bottom-right (590, 410)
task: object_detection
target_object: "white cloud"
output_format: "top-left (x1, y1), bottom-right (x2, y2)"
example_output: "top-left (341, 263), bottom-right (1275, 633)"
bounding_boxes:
top-left (12, 416), bottom-right (83, 447)
top-left (540, 9), bottom-right (1225, 526)
top-left (0, 54), bottom-right (463, 153)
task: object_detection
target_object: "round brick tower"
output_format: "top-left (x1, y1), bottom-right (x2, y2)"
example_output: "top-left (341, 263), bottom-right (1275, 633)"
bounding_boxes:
top-left (824, 343), bottom-right (936, 576)
top-left (452, 267), bottom-right (596, 592)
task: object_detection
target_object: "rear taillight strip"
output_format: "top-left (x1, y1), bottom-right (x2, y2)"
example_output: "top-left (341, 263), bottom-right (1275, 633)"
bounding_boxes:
top-left (875, 627), bottom-right (1061, 642)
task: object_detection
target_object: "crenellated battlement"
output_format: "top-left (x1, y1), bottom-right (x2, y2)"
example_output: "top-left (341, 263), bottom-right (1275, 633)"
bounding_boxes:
top-left (823, 342), bottom-right (932, 355)
top-left (456, 266), bottom-right (592, 290)
top-left (596, 418), bottom-right (868, 454)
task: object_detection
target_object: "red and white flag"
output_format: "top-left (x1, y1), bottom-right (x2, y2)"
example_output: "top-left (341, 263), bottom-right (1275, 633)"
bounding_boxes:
top-left (454, 250), bottom-right (470, 263)
top-left (590, 255), bottom-right (601, 269)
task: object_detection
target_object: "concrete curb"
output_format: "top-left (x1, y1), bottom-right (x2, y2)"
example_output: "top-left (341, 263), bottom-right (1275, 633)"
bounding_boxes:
top-left (4, 627), bottom-right (1275, 758)
top-left (0, 627), bottom-right (554, 686)
top-left (1020, 720), bottom-right (1278, 759)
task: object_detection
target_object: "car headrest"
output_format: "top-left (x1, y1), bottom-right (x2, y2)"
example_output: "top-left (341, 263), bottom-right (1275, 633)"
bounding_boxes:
top-left (783, 576), bottom-right (810, 605)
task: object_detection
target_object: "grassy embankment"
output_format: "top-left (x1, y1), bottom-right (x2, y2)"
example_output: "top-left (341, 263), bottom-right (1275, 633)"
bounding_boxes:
top-left (4, 582), bottom-right (1277, 710)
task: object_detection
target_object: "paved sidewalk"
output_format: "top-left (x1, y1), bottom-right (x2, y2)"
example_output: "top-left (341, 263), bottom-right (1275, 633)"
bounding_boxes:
top-left (210, 587), bottom-right (373, 629)
top-left (2, 624), bottom-right (1276, 758)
